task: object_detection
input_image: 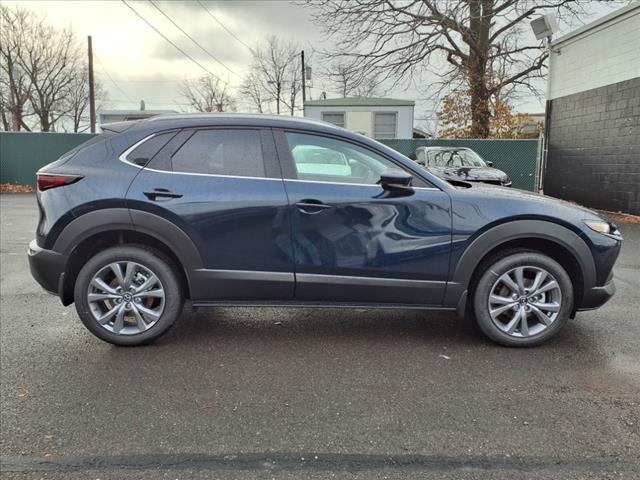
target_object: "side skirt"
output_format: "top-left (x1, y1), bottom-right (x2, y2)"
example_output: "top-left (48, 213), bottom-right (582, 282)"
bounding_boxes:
top-left (191, 301), bottom-right (456, 311)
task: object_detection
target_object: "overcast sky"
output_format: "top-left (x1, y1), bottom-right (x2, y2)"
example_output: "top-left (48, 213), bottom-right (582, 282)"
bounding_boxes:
top-left (5, 0), bottom-right (626, 129)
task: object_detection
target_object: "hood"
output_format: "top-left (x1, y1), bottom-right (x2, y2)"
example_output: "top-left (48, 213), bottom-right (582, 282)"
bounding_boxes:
top-left (461, 181), bottom-right (610, 222)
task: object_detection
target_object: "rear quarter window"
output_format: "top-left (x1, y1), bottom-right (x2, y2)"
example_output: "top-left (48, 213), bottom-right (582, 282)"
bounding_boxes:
top-left (126, 131), bottom-right (177, 166)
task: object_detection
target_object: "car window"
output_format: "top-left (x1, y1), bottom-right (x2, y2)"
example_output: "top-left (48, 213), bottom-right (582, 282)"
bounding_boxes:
top-left (458, 150), bottom-right (487, 167)
top-left (285, 132), bottom-right (405, 185)
top-left (126, 132), bottom-right (177, 166)
top-left (171, 129), bottom-right (265, 177)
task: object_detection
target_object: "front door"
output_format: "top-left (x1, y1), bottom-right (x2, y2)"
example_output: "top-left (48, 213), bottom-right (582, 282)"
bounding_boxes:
top-left (276, 130), bottom-right (452, 305)
top-left (125, 127), bottom-right (294, 301)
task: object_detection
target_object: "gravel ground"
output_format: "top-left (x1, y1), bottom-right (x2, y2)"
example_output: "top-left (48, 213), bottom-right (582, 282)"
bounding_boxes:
top-left (1, 193), bottom-right (639, 479)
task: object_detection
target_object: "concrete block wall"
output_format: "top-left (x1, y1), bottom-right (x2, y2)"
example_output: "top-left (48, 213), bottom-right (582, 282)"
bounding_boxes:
top-left (544, 77), bottom-right (640, 214)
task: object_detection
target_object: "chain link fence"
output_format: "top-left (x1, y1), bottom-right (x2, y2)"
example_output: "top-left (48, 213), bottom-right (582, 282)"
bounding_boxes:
top-left (380, 138), bottom-right (541, 191)
top-left (2, 132), bottom-right (541, 192)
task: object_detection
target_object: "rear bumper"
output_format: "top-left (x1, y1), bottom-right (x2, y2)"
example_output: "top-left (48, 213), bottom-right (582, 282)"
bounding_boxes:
top-left (578, 278), bottom-right (616, 311)
top-left (28, 240), bottom-right (67, 297)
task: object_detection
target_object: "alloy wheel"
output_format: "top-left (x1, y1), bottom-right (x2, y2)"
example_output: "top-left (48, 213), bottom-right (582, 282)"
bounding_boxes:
top-left (87, 261), bottom-right (165, 335)
top-left (487, 266), bottom-right (562, 338)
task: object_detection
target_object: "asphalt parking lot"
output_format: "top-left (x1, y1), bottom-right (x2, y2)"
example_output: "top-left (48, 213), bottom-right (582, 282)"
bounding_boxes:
top-left (1, 193), bottom-right (639, 479)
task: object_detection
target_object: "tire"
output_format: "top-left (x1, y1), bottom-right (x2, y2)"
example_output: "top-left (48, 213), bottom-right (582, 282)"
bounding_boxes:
top-left (74, 244), bottom-right (184, 346)
top-left (472, 250), bottom-right (574, 347)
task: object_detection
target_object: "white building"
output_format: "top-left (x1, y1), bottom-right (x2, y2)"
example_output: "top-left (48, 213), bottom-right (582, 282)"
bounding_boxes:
top-left (544, 2), bottom-right (639, 214)
top-left (303, 97), bottom-right (415, 139)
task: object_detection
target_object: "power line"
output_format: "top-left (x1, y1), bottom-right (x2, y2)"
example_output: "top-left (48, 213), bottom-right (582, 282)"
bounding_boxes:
top-left (94, 53), bottom-right (134, 102)
top-left (148, 0), bottom-right (239, 78)
top-left (121, 0), bottom-right (229, 85)
top-left (196, 0), bottom-right (253, 52)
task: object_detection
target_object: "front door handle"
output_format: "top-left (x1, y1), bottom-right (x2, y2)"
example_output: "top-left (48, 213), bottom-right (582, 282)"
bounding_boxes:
top-left (295, 199), bottom-right (333, 214)
top-left (143, 188), bottom-right (183, 201)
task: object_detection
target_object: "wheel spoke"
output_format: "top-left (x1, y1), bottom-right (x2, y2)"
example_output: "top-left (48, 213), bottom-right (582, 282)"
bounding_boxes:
top-left (134, 288), bottom-right (164, 299)
top-left (131, 305), bottom-right (148, 331)
top-left (519, 306), bottom-right (529, 336)
top-left (490, 294), bottom-right (514, 305)
top-left (504, 308), bottom-right (521, 334)
top-left (110, 263), bottom-right (125, 287)
top-left (123, 262), bottom-right (136, 289)
top-left (135, 274), bottom-right (159, 294)
top-left (532, 301), bottom-right (560, 313)
top-left (530, 270), bottom-right (546, 293)
top-left (113, 306), bottom-right (126, 333)
top-left (135, 303), bottom-right (161, 322)
top-left (533, 280), bottom-right (559, 296)
top-left (498, 272), bottom-right (519, 294)
top-left (514, 267), bottom-right (526, 294)
top-left (88, 293), bottom-right (120, 302)
top-left (490, 302), bottom-right (517, 318)
top-left (97, 305), bottom-right (120, 325)
top-left (530, 305), bottom-right (552, 325)
top-left (91, 277), bottom-right (118, 295)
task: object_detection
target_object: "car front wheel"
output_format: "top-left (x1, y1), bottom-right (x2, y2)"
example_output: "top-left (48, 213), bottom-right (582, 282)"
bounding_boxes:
top-left (472, 250), bottom-right (574, 347)
top-left (74, 245), bottom-right (183, 346)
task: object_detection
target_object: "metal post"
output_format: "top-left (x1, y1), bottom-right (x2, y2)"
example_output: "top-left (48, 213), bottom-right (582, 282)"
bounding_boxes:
top-left (541, 36), bottom-right (552, 193)
top-left (87, 35), bottom-right (96, 133)
top-left (301, 50), bottom-right (306, 103)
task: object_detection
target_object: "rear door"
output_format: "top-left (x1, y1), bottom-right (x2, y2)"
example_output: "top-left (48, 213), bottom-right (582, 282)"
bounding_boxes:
top-left (125, 127), bottom-right (294, 301)
top-left (275, 130), bottom-right (452, 305)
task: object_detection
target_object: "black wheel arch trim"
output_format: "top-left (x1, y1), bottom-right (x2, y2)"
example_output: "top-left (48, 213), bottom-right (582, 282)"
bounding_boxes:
top-left (444, 219), bottom-right (596, 308)
top-left (52, 208), bottom-right (203, 303)
top-left (53, 208), bottom-right (202, 270)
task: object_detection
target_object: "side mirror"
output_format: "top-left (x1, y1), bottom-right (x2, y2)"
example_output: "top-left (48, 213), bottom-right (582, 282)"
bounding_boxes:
top-left (379, 168), bottom-right (414, 195)
top-left (486, 161), bottom-right (494, 167)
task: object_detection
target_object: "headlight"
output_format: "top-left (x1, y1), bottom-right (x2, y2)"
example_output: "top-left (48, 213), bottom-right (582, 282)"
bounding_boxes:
top-left (501, 176), bottom-right (512, 186)
top-left (584, 220), bottom-right (611, 234)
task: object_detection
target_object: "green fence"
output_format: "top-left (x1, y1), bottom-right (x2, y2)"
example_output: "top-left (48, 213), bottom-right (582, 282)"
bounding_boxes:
top-left (380, 139), bottom-right (540, 191)
top-left (1, 132), bottom-right (541, 191)
top-left (0, 132), bottom-right (95, 186)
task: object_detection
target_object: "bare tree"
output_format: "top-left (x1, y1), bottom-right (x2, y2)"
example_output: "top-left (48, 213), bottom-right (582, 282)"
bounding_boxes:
top-left (0, 6), bottom-right (34, 131)
top-left (242, 36), bottom-right (301, 115)
top-left (324, 60), bottom-right (386, 98)
top-left (304, 0), bottom-right (591, 138)
top-left (61, 63), bottom-right (106, 132)
top-left (178, 75), bottom-right (235, 112)
top-left (240, 71), bottom-right (267, 113)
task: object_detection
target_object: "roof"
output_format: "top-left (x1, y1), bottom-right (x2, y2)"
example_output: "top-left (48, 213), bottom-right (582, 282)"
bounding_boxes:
top-left (416, 146), bottom-right (473, 151)
top-left (552, 2), bottom-right (639, 46)
top-left (147, 112), bottom-right (331, 128)
top-left (304, 97), bottom-right (415, 107)
top-left (98, 109), bottom-right (177, 116)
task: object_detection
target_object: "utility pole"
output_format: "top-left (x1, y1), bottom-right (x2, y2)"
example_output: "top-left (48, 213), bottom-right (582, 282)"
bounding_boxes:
top-left (301, 50), bottom-right (306, 103)
top-left (87, 35), bottom-right (96, 133)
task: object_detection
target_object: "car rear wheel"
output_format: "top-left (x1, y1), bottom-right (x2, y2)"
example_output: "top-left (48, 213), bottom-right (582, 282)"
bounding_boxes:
top-left (74, 245), bottom-right (183, 346)
top-left (472, 250), bottom-right (574, 347)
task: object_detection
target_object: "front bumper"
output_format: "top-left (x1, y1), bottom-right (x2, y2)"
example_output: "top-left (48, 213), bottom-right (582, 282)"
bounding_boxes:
top-left (28, 240), bottom-right (68, 297)
top-left (578, 278), bottom-right (616, 311)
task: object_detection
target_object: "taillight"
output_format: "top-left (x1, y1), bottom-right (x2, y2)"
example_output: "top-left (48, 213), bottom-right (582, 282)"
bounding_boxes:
top-left (36, 173), bottom-right (83, 191)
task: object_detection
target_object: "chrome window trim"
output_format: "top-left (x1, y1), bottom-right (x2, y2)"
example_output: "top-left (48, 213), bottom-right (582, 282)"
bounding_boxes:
top-left (119, 132), bottom-right (440, 190)
top-left (118, 132), bottom-right (282, 182)
top-left (285, 178), bottom-right (440, 191)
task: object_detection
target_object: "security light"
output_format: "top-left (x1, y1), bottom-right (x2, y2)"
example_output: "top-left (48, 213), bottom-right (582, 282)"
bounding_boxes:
top-left (530, 14), bottom-right (559, 40)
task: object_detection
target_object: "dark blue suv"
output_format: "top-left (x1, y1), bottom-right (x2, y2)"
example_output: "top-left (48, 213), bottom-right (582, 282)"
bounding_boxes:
top-left (29, 114), bottom-right (622, 347)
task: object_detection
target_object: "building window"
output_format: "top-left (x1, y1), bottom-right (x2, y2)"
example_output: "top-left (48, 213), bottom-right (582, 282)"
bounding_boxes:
top-left (321, 112), bottom-right (345, 128)
top-left (373, 112), bottom-right (397, 139)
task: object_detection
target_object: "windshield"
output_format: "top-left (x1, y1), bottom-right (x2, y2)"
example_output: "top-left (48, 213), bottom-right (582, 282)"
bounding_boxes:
top-left (426, 149), bottom-right (487, 167)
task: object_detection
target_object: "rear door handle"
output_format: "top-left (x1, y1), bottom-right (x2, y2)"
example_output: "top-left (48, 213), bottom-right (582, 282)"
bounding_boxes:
top-left (143, 188), bottom-right (183, 201)
top-left (295, 199), bottom-right (333, 214)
